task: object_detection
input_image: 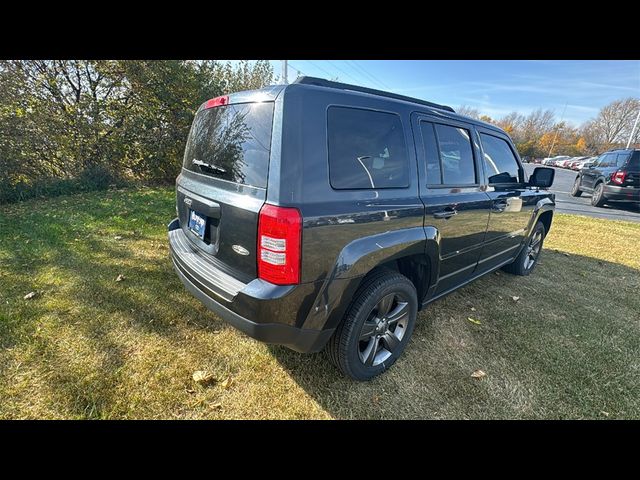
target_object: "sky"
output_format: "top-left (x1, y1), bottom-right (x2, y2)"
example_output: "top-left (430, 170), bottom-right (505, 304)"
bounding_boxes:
top-left (262, 60), bottom-right (640, 126)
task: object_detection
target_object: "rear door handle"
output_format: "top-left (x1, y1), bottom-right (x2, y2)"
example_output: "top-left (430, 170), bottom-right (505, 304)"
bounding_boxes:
top-left (433, 208), bottom-right (457, 219)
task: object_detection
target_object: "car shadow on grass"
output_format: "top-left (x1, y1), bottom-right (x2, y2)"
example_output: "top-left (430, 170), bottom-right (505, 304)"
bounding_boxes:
top-left (267, 250), bottom-right (640, 419)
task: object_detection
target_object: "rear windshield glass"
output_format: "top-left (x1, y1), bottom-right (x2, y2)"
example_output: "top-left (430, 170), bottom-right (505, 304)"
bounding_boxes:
top-left (182, 102), bottom-right (274, 188)
top-left (628, 151), bottom-right (640, 169)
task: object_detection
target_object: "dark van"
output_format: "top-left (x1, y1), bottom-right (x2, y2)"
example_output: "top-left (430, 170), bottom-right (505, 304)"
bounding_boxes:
top-left (168, 77), bottom-right (555, 380)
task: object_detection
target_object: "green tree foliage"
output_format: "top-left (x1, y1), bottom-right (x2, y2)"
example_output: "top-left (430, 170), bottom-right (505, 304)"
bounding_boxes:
top-left (0, 60), bottom-right (274, 202)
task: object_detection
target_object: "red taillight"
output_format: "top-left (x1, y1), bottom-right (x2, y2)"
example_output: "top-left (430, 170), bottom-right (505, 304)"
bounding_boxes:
top-left (204, 95), bottom-right (229, 109)
top-left (257, 204), bottom-right (302, 285)
top-left (612, 171), bottom-right (626, 185)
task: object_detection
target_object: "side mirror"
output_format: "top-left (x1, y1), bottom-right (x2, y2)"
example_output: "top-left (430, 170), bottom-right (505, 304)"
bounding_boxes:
top-left (587, 163), bottom-right (595, 169)
top-left (529, 167), bottom-right (555, 189)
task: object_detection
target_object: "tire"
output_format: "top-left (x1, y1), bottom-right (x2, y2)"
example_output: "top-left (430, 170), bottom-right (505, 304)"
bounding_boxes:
top-left (570, 176), bottom-right (583, 197)
top-left (326, 269), bottom-right (418, 381)
top-left (591, 182), bottom-right (607, 207)
top-left (502, 221), bottom-right (546, 276)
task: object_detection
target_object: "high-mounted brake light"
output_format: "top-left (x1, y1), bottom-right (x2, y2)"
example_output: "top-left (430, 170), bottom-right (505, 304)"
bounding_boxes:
top-left (611, 170), bottom-right (626, 185)
top-left (257, 204), bottom-right (302, 285)
top-left (204, 95), bottom-right (229, 109)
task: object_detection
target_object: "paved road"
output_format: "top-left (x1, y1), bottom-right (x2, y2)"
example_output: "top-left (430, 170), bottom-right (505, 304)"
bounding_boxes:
top-left (524, 164), bottom-right (640, 223)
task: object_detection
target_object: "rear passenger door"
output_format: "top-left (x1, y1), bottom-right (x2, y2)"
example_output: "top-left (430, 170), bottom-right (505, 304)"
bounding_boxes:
top-left (475, 127), bottom-right (539, 273)
top-left (413, 114), bottom-right (492, 295)
top-left (581, 153), bottom-right (610, 190)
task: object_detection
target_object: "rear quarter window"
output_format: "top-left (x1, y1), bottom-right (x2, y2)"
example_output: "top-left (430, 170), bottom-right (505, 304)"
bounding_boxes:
top-left (327, 106), bottom-right (409, 190)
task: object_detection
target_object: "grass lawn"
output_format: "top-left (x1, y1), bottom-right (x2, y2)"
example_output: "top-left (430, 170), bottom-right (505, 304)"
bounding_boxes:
top-left (1, 187), bottom-right (639, 419)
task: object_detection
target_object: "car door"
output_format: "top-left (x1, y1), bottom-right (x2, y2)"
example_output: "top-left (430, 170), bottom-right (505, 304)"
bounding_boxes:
top-left (474, 127), bottom-right (541, 273)
top-left (412, 114), bottom-right (492, 296)
top-left (581, 153), bottom-right (610, 190)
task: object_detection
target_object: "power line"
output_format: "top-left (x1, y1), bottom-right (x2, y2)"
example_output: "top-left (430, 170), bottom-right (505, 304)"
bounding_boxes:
top-left (325, 60), bottom-right (365, 85)
top-left (347, 60), bottom-right (391, 90)
top-left (286, 61), bottom-right (306, 80)
top-left (306, 60), bottom-right (339, 80)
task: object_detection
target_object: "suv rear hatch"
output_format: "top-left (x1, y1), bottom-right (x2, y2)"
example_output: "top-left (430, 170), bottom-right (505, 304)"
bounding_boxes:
top-left (175, 90), bottom-right (279, 285)
top-left (625, 151), bottom-right (640, 187)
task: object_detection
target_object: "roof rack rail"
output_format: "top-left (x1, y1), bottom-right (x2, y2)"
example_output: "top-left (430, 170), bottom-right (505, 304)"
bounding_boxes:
top-left (293, 76), bottom-right (455, 113)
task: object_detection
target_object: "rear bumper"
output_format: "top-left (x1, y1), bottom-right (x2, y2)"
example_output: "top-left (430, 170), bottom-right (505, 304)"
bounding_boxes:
top-left (168, 218), bottom-right (334, 353)
top-left (603, 185), bottom-right (640, 202)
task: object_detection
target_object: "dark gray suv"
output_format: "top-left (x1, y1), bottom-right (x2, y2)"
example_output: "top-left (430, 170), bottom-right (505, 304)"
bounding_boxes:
top-left (168, 77), bottom-right (556, 380)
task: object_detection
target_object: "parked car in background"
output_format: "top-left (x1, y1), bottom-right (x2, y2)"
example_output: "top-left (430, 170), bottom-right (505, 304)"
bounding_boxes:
top-left (565, 156), bottom-right (588, 169)
top-left (168, 76), bottom-right (557, 380)
top-left (571, 149), bottom-right (640, 207)
top-left (543, 155), bottom-right (570, 166)
top-left (574, 156), bottom-right (597, 171)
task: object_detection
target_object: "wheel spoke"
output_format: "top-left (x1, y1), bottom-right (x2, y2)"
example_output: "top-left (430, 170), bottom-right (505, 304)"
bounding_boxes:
top-left (387, 301), bottom-right (409, 326)
top-left (381, 331), bottom-right (400, 352)
top-left (363, 337), bottom-right (380, 366)
top-left (359, 321), bottom-right (377, 341)
top-left (531, 236), bottom-right (542, 249)
top-left (376, 294), bottom-right (395, 317)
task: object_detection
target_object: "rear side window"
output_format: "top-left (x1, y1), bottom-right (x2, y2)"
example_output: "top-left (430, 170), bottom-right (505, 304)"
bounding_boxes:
top-left (434, 124), bottom-right (476, 185)
top-left (327, 107), bottom-right (409, 189)
top-left (480, 133), bottom-right (521, 184)
top-left (616, 153), bottom-right (631, 168)
top-left (628, 151), bottom-right (640, 170)
top-left (420, 121), bottom-right (442, 185)
top-left (182, 102), bottom-right (274, 188)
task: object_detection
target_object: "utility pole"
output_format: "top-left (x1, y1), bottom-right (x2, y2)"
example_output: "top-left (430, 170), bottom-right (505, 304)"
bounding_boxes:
top-left (548, 102), bottom-right (568, 157)
top-left (626, 108), bottom-right (640, 149)
top-left (281, 60), bottom-right (288, 85)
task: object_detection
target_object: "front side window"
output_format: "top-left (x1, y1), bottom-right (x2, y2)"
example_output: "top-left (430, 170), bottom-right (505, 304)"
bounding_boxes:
top-left (596, 153), bottom-right (616, 168)
top-left (434, 124), bottom-right (476, 185)
top-left (480, 133), bottom-right (521, 184)
top-left (328, 107), bottom-right (409, 189)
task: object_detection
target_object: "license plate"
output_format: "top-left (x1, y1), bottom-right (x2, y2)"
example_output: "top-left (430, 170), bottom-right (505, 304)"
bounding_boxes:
top-left (188, 210), bottom-right (207, 240)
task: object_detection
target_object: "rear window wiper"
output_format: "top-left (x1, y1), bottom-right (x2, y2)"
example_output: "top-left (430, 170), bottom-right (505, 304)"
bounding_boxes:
top-left (192, 159), bottom-right (227, 174)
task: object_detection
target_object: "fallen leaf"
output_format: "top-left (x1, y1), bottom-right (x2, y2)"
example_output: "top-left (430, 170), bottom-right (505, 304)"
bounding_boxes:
top-left (372, 394), bottom-right (380, 404)
top-left (210, 402), bottom-right (223, 409)
top-left (467, 317), bottom-right (481, 325)
top-left (114, 235), bottom-right (123, 240)
top-left (494, 271), bottom-right (500, 276)
top-left (23, 291), bottom-right (37, 300)
top-left (512, 296), bottom-right (520, 301)
top-left (471, 369), bottom-right (486, 379)
top-left (601, 411), bottom-right (609, 417)
top-left (563, 253), bottom-right (570, 257)
top-left (115, 274), bottom-right (125, 282)
top-left (221, 376), bottom-right (233, 389)
top-left (192, 370), bottom-right (216, 386)
top-left (185, 388), bottom-right (195, 395)
top-left (470, 307), bottom-right (476, 311)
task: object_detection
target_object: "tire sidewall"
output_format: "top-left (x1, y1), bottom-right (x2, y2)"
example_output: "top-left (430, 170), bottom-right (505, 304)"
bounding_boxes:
top-left (592, 183), bottom-right (604, 206)
top-left (345, 278), bottom-right (417, 380)
top-left (571, 177), bottom-right (581, 195)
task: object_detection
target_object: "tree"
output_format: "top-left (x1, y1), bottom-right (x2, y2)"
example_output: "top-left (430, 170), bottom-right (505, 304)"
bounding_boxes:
top-left (581, 97), bottom-right (640, 151)
top-left (457, 105), bottom-right (481, 120)
top-left (0, 60), bottom-right (275, 200)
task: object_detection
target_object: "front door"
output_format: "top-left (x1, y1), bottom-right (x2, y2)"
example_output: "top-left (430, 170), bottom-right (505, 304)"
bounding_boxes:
top-left (413, 115), bottom-right (492, 296)
top-left (475, 128), bottom-right (540, 273)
